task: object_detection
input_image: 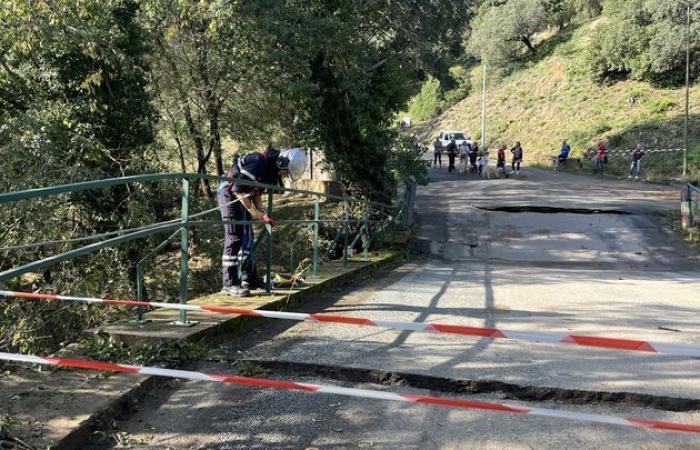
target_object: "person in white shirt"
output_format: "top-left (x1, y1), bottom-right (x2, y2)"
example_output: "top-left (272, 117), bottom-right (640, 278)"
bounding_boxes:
top-left (459, 141), bottom-right (470, 173)
top-left (478, 149), bottom-right (489, 175)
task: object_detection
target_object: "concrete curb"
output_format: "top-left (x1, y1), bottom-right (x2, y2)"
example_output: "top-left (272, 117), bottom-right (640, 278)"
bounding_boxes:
top-left (53, 251), bottom-right (404, 450)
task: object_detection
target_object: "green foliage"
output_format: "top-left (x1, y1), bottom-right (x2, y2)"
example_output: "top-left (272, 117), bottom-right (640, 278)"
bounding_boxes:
top-left (409, 78), bottom-right (445, 122)
top-left (543, 0), bottom-right (577, 29)
top-left (468, 0), bottom-right (551, 63)
top-left (587, 0), bottom-right (700, 82)
top-left (0, 0), bottom-right (167, 355)
top-left (304, 0), bottom-right (471, 201)
top-left (80, 335), bottom-right (216, 366)
top-left (387, 135), bottom-right (429, 186)
top-left (0, 295), bottom-right (126, 354)
top-left (238, 360), bottom-right (267, 377)
top-left (408, 68), bottom-right (472, 123)
top-left (644, 97), bottom-right (678, 114)
top-left (587, 0), bottom-right (653, 79)
top-left (574, 0), bottom-right (602, 18)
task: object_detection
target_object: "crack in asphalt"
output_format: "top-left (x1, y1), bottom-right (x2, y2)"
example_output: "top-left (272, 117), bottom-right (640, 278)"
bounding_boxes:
top-left (475, 206), bottom-right (634, 215)
top-left (239, 359), bottom-right (700, 413)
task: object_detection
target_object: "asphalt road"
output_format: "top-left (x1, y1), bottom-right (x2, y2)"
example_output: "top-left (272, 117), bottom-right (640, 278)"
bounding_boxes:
top-left (91, 165), bottom-right (700, 449)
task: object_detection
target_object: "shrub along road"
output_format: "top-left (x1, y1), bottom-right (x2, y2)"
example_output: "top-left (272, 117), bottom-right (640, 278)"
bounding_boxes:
top-left (88, 167), bottom-right (700, 449)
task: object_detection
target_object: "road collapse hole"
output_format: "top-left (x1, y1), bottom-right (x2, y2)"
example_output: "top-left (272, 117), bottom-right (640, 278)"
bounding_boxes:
top-left (477, 206), bottom-right (631, 215)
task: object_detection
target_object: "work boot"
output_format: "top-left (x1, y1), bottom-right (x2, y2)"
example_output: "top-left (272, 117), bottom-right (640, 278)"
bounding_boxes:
top-left (239, 281), bottom-right (251, 297)
top-left (220, 285), bottom-right (250, 298)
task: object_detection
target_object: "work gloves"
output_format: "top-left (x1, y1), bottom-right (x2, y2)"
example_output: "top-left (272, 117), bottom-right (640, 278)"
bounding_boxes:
top-left (262, 214), bottom-right (277, 227)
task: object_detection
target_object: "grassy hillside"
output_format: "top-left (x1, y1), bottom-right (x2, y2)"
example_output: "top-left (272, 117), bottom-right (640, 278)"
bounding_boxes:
top-left (418, 20), bottom-right (700, 182)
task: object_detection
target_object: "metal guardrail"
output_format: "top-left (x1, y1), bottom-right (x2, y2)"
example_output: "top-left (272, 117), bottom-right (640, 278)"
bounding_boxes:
top-left (0, 173), bottom-right (415, 324)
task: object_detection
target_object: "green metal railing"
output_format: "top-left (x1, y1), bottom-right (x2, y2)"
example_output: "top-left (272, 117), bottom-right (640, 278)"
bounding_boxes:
top-left (688, 183), bottom-right (700, 225)
top-left (0, 173), bottom-right (415, 324)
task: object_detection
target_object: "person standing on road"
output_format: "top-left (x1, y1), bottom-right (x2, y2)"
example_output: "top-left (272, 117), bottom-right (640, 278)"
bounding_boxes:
top-left (433, 137), bottom-right (443, 167)
top-left (446, 138), bottom-right (458, 173)
top-left (478, 149), bottom-right (489, 175)
top-left (218, 146), bottom-right (307, 297)
top-left (628, 143), bottom-right (644, 180)
top-left (469, 142), bottom-right (479, 173)
top-left (497, 145), bottom-right (507, 177)
top-left (594, 141), bottom-right (606, 175)
top-left (459, 140), bottom-right (470, 173)
top-left (511, 141), bottom-right (523, 174)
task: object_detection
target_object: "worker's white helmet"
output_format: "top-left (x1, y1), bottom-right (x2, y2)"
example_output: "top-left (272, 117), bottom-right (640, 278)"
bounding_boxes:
top-left (277, 148), bottom-right (307, 182)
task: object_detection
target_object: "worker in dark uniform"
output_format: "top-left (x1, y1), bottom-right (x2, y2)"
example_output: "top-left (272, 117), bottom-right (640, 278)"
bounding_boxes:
top-left (217, 145), bottom-right (307, 297)
top-left (446, 138), bottom-right (458, 173)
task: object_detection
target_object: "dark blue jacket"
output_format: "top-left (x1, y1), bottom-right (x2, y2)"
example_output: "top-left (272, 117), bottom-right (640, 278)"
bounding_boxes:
top-left (560, 144), bottom-right (571, 158)
top-left (219, 149), bottom-right (280, 194)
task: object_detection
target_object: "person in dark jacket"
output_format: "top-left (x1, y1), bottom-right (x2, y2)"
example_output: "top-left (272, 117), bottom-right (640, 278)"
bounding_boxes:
top-left (218, 146), bottom-right (306, 297)
top-left (628, 144), bottom-right (644, 180)
top-left (469, 142), bottom-right (479, 173)
top-left (510, 141), bottom-right (523, 174)
top-left (446, 138), bottom-right (458, 172)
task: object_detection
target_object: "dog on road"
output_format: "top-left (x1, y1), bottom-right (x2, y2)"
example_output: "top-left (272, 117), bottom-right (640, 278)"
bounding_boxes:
top-left (481, 164), bottom-right (499, 179)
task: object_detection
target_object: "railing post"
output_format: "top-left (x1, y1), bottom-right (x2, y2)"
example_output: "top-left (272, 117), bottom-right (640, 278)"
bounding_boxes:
top-left (312, 196), bottom-right (320, 277)
top-left (343, 200), bottom-right (349, 269)
top-left (690, 184), bottom-right (694, 226)
top-left (136, 265), bottom-right (145, 322)
top-left (363, 206), bottom-right (370, 261)
top-left (266, 190), bottom-right (273, 292)
top-left (380, 213), bottom-right (386, 256)
top-left (289, 242), bottom-right (296, 276)
top-left (177, 178), bottom-right (190, 325)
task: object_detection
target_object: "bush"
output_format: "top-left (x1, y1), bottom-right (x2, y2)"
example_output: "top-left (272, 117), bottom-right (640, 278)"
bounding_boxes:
top-left (644, 97), bottom-right (677, 114)
top-left (408, 78), bottom-right (444, 122)
top-left (587, 0), bottom-right (700, 82)
top-left (408, 69), bottom-right (472, 123)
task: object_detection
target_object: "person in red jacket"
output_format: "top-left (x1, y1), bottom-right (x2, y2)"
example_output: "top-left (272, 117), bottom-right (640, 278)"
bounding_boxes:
top-left (496, 145), bottom-right (507, 177)
top-left (594, 141), bottom-right (606, 175)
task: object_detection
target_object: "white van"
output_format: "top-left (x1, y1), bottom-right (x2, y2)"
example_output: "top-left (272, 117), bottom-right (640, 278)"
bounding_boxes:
top-left (438, 131), bottom-right (471, 149)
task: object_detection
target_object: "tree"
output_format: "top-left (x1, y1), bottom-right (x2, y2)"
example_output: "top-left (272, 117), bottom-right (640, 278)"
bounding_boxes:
top-left (140, 0), bottom-right (318, 196)
top-left (543, 0), bottom-right (577, 30)
top-left (296, 0), bottom-right (472, 200)
top-left (587, 0), bottom-right (652, 79)
top-left (0, 0), bottom-right (160, 280)
top-left (587, 0), bottom-right (700, 81)
top-left (0, 0), bottom-right (161, 353)
top-left (574, 0), bottom-right (602, 18)
top-left (468, 0), bottom-right (549, 63)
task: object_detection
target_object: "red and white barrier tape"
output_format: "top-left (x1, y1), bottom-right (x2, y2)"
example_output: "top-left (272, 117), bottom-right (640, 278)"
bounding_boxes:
top-left (2, 290), bottom-right (700, 358)
top-left (1, 351), bottom-right (699, 434)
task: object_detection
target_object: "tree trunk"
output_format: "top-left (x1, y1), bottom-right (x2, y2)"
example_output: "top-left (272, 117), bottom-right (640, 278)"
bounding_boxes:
top-left (159, 40), bottom-right (212, 197)
top-left (520, 36), bottom-right (536, 53)
top-left (196, 152), bottom-right (213, 198)
top-left (174, 135), bottom-right (187, 174)
top-left (195, 34), bottom-right (225, 176)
